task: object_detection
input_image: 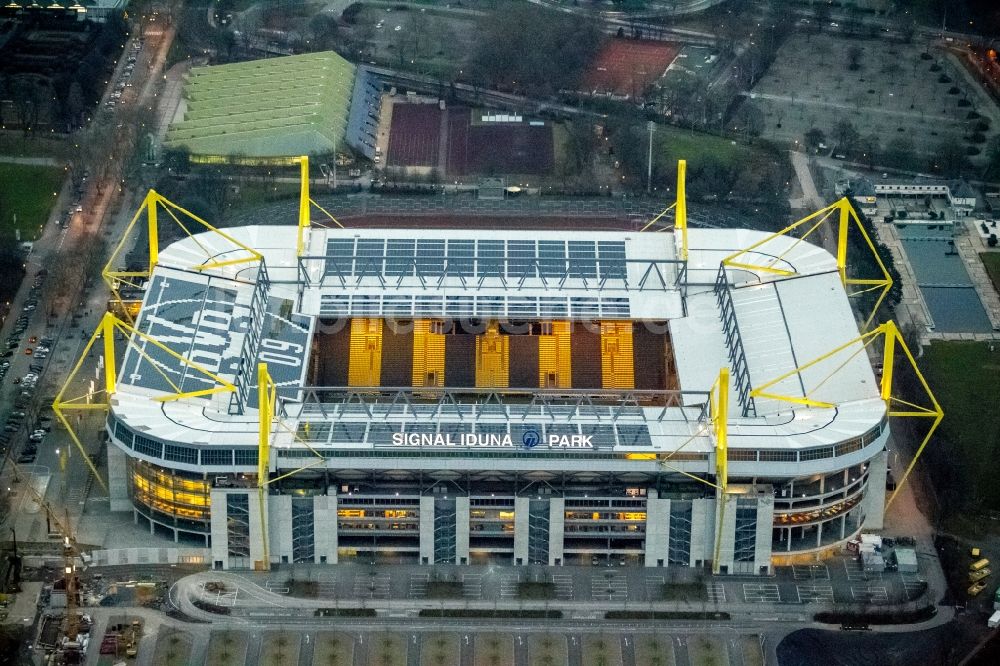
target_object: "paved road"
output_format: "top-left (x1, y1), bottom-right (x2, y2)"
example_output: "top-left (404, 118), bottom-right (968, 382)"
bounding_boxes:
top-left (0, 156), bottom-right (62, 166)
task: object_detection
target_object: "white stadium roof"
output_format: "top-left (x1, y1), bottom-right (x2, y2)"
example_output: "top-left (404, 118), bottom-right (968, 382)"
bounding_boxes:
top-left (110, 224), bottom-right (886, 465)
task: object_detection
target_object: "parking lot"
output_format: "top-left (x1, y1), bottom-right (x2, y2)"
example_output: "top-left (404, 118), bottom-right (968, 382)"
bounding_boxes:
top-left (750, 33), bottom-right (998, 160)
top-left (253, 553), bottom-right (928, 610)
top-left (1, 270), bottom-right (55, 470)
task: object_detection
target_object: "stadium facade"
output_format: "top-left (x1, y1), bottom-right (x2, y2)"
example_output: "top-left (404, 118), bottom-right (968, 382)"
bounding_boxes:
top-left (95, 195), bottom-right (896, 574)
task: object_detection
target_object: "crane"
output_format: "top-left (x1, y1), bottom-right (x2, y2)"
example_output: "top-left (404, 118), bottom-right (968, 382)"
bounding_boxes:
top-left (8, 461), bottom-right (81, 643)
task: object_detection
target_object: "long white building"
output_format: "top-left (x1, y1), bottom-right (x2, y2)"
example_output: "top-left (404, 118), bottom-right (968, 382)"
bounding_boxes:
top-left (102, 218), bottom-right (889, 573)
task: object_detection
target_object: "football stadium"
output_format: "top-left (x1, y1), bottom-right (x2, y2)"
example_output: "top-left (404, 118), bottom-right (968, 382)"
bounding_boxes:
top-left (61, 160), bottom-right (941, 573)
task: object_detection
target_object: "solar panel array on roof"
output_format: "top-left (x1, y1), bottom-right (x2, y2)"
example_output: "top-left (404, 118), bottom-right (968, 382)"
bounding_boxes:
top-left (323, 237), bottom-right (627, 281)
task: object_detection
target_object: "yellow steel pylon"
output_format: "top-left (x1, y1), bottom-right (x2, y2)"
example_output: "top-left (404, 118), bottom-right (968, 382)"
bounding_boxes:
top-left (254, 362), bottom-right (329, 570)
top-left (656, 368), bottom-right (729, 573)
top-left (294, 155), bottom-right (344, 258)
top-left (747, 320), bottom-right (942, 509)
top-left (53, 312), bottom-right (239, 492)
top-left (721, 197), bottom-right (893, 330)
top-left (102, 189), bottom-right (264, 317)
top-left (640, 160), bottom-right (688, 261)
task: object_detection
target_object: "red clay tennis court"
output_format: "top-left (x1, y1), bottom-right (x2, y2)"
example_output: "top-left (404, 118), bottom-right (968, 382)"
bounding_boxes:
top-left (387, 104), bottom-right (442, 167)
top-left (583, 39), bottom-right (680, 97)
top-left (387, 104), bottom-right (554, 176)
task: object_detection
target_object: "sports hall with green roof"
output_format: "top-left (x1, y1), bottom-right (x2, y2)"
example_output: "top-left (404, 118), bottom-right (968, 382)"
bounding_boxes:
top-left (165, 51), bottom-right (381, 161)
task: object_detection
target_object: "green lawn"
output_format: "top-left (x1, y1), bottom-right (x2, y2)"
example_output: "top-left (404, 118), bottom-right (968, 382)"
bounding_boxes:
top-left (981, 253), bottom-right (1000, 297)
top-left (0, 164), bottom-right (64, 242)
top-left (920, 341), bottom-right (1000, 511)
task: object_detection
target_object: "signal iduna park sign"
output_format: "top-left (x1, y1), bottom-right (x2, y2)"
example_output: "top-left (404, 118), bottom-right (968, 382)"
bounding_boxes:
top-left (390, 429), bottom-right (594, 449)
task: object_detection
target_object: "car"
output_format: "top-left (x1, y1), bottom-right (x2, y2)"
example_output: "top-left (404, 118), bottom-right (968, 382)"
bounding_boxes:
top-left (24, 373), bottom-right (37, 380)
top-left (34, 424), bottom-right (51, 433)
top-left (12, 377), bottom-right (20, 385)
top-left (29, 365), bottom-right (42, 373)
top-left (31, 429), bottom-right (46, 437)
top-left (1, 351), bottom-right (12, 358)
top-left (28, 435), bottom-right (43, 444)
top-left (1, 362), bottom-right (8, 369)
top-left (17, 454), bottom-right (36, 464)
top-left (3, 425), bottom-right (17, 433)
top-left (34, 347), bottom-right (49, 354)
top-left (24, 348), bottom-right (32, 356)
top-left (970, 580), bottom-right (989, 596)
top-left (394, 25), bottom-right (402, 31)
top-left (28, 337), bottom-right (37, 344)
top-left (11, 412), bottom-right (24, 419)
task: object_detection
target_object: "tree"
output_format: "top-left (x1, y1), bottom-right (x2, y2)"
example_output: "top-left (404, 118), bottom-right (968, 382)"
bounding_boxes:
top-left (733, 102), bottom-right (764, 138)
top-left (983, 134), bottom-right (1000, 178)
top-left (832, 120), bottom-right (860, 154)
top-left (468, 5), bottom-right (604, 97)
top-left (933, 138), bottom-right (970, 175)
top-left (66, 81), bottom-right (86, 130)
top-left (861, 133), bottom-right (880, 169)
top-left (804, 127), bottom-right (826, 151)
top-left (847, 45), bottom-right (863, 71)
top-left (883, 136), bottom-right (916, 170)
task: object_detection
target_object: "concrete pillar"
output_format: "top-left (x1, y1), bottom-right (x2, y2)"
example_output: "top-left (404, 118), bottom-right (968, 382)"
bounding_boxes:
top-left (754, 492), bottom-right (774, 575)
top-left (268, 495), bottom-right (293, 566)
top-left (419, 496), bottom-right (435, 565)
top-left (455, 496), bottom-right (470, 565)
top-left (313, 495), bottom-right (338, 564)
top-left (861, 449), bottom-right (888, 530)
top-left (548, 498), bottom-right (564, 566)
top-left (690, 498), bottom-right (713, 568)
top-left (248, 490), bottom-right (268, 570)
top-left (106, 443), bottom-right (131, 512)
top-left (644, 489), bottom-right (670, 567)
top-left (713, 492), bottom-right (738, 574)
top-left (209, 489), bottom-right (229, 568)
top-left (513, 496), bottom-right (530, 566)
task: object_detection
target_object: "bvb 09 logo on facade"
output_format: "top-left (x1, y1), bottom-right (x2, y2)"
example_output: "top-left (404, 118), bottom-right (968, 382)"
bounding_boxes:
top-left (522, 429), bottom-right (540, 449)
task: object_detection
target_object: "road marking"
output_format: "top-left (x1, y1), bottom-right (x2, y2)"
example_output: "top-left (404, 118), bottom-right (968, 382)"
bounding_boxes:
top-left (500, 573), bottom-right (521, 599)
top-left (742, 583), bottom-right (780, 603)
top-left (851, 585), bottom-right (888, 602)
top-left (591, 573), bottom-right (627, 602)
top-left (844, 560), bottom-right (882, 582)
top-left (462, 573), bottom-right (482, 599)
top-left (797, 585), bottom-right (834, 603)
top-left (707, 582), bottom-right (726, 603)
top-left (644, 575), bottom-right (664, 602)
top-left (552, 574), bottom-right (574, 600)
top-left (353, 573), bottom-right (391, 599)
top-left (263, 580), bottom-right (289, 594)
top-left (793, 564), bottom-right (830, 580)
top-left (408, 572), bottom-right (429, 599)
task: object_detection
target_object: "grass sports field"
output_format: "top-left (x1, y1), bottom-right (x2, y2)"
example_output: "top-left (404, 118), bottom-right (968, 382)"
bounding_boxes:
top-left (920, 341), bottom-right (1000, 510)
top-left (982, 253), bottom-right (1000, 297)
top-left (0, 163), bottom-right (63, 243)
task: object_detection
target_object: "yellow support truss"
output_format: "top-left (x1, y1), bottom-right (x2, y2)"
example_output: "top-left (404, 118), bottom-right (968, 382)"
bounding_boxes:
top-left (654, 368), bottom-right (729, 573)
top-left (710, 367), bottom-right (729, 575)
top-left (721, 197), bottom-right (892, 330)
top-left (102, 189), bottom-right (264, 312)
top-left (747, 321), bottom-right (942, 508)
top-left (255, 362), bottom-right (330, 570)
top-left (53, 312), bottom-right (238, 493)
top-left (294, 155), bottom-right (344, 258)
top-left (639, 159), bottom-right (688, 261)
